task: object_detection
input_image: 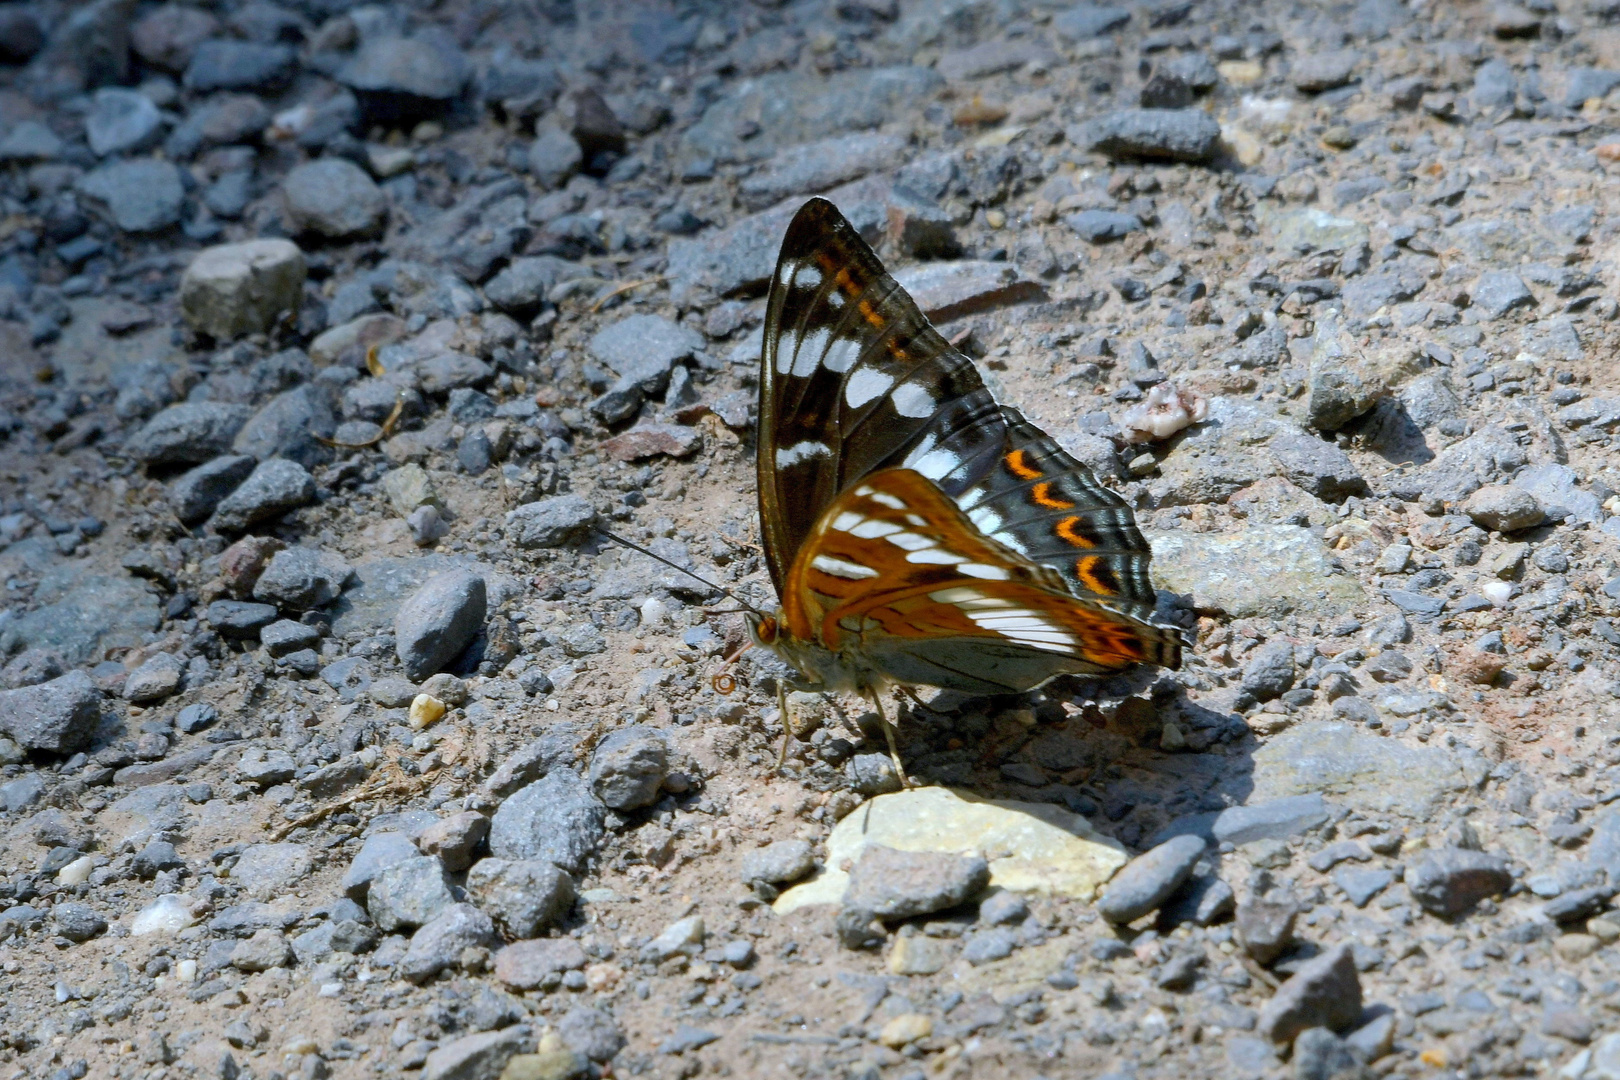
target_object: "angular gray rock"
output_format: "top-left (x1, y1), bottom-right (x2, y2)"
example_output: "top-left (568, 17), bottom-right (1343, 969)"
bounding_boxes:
top-left (1257, 943), bottom-right (1363, 1043)
top-left (128, 402), bottom-right (253, 465)
top-left (1097, 835), bottom-right (1206, 923)
top-left (843, 846), bottom-right (990, 920)
top-left (168, 455), bottom-right (256, 524)
top-left (253, 547), bottom-right (354, 611)
top-left (207, 600), bottom-right (280, 639)
top-left (75, 159), bottom-right (184, 233)
top-left (179, 240), bottom-right (307, 341)
top-left (1075, 108), bottom-right (1222, 162)
top-left (488, 768), bottom-right (606, 873)
top-left (1471, 271), bottom-right (1534, 319)
top-left (423, 1029), bottom-right (531, 1080)
top-left (123, 652), bottom-right (183, 704)
top-left (400, 903), bottom-right (496, 984)
top-left (211, 459), bottom-right (316, 532)
top-left (86, 87), bottom-right (162, 156)
top-left (367, 855), bottom-right (456, 932)
top-left (740, 839), bottom-right (815, 886)
top-left (1406, 847), bottom-right (1512, 916)
top-left (0, 671), bottom-right (102, 753)
top-left (1241, 640), bottom-right (1297, 700)
top-left (555, 1006), bottom-right (626, 1062)
top-left (394, 570), bottom-right (487, 681)
top-left (342, 832), bottom-right (421, 903)
top-left (1461, 484), bottom-right (1543, 533)
top-left (507, 495), bottom-right (597, 549)
top-left (588, 725), bottom-right (670, 810)
top-left (233, 384), bottom-right (339, 469)
top-left (464, 857), bottom-right (576, 939)
top-left (1268, 433), bottom-right (1367, 501)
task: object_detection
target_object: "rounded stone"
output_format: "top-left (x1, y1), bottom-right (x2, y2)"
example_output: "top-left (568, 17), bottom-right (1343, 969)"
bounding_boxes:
top-left (394, 570), bottom-right (487, 681)
top-left (1462, 484), bottom-right (1544, 533)
top-left (283, 159), bottom-right (387, 239)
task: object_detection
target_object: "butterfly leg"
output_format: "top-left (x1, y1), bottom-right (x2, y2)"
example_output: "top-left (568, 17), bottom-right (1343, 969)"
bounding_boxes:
top-left (866, 689), bottom-right (912, 789)
top-left (774, 681), bottom-right (792, 773)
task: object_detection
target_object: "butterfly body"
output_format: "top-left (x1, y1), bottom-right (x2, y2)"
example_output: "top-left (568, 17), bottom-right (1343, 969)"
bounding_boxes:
top-left (752, 198), bottom-right (1184, 715)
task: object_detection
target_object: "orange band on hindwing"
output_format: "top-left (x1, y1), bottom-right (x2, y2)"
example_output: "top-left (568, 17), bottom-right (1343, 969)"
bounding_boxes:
top-left (1004, 449), bottom-right (1041, 480)
top-left (1030, 482), bottom-right (1075, 510)
top-left (1054, 516), bottom-right (1097, 549)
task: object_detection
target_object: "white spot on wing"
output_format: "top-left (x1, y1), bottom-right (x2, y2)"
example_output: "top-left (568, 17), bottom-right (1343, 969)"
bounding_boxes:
top-left (811, 554), bottom-right (878, 579)
top-left (905, 548), bottom-right (964, 565)
top-left (967, 506), bottom-right (1003, 534)
top-left (929, 587), bottom-right (986, 604)
top-left (796, 265), bottom-right (822, 289)
top-left (882, 531), bottom-right (932, 552)
top-left (831, 512), bottom-right (864, 533)
top-left (958, 563), bottom-right (1010, 579)
top-left (823, 336), bottom-right (860, 373)
top-left (865, 490), bottom-right (906, 511)
top-left (890, 381), bottom-right (936, 419)
top-left (775, 441), bottom-right (830, 468)
top-left (844, 368), bottom-right (893, 409)
top-left (828, 290), bottom-right (845, 309)
top-left (790, 328), bottom-right (823, 377)
top-left (910, 448), bottom-right (959, 482)
top-left (850, 519), bottom-right (901, 539)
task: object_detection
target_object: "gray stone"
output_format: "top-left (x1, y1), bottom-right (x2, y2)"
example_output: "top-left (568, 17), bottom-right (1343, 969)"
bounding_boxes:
top-left (368, 855), bottom-right (455, 932)
top-left (1241, 641), bottom-right (1297, 701)
top-left (1097, 835), bottom-right (1206, 923)
top-left (207, 600), bottom-right (279, 639)
top-left (555, 1006), bottom-right (626, 1062)
top-left (1471, 271), bottom-right (1534, 319)
top-left (1074, 108), bottom-right (1222, 163)
top-left (1541, 885), bottom-right (1613, 923)
top-left (1461, 484), bottom-right (1543, 533)
top-left (298, 754), bottom-right (369, 799)
top-left (1237, 876), bottom-right (1300, 964)
top-left (1333, 867), bottom-right (1395, 908)
top-left (657, 1025), bottom-right (721, 1056)
top-left (179, 240), bottom-right (307, 341)
top-left (133, 840), bottom-right (182, 878)
top-left (464, 858), bottom-right (576, 939)
top-left (488, 768), bottom-right (606, 874)
top-left (185, 40), bottom-right (295, 92)
top-left (124, 652), bottom-right (182, 704)
top-left (1258, 944), bottom-right (1363, 1043)
top-left (1161, 873), bottom-right (1236, 927)
top-left (230, 928), bottom-right (291, 972)
top-left (494, 937), bottom-right (588, 990)
top-left (1214, 795), bottom-right (1330, 845)
top-left (1250, 721), bottom-right (1487, 817)
top-left (9, 570), bottom-right (161, 668)
top-left (588, 725), bottom-right (669, 811)
top-left (321, 657), bottom-right (373, 701)
top-left (236, 747), bottom-right (296, 788)
top-left (340, 34), bottom-right (472, 125)
top-left (342, 832), bottom-right (420, 903)
top-left (169, 456), bottom-right (256, 524)
top-left (234, 384), bottom-right (338, 469)
top-left (401, 902), bottom-right (496, 984)
top-left (1268, 433), bottom-right (1367, 501)
top-left (844, 845), bottom-right (990, 919)
top-left (1406, 847), bottom-right (1512, 917)
top-left (1513, 463), bottom-right (1603, 524)
top-left (329, 556), bottom-right (520, 638)
top-left (291, 919), bottom-right (376, 964)
top-left (419, 354), bottom-right (494, 395)
top-left (53, 901), bottom-right (107, 942)
top-left (128, 402), bottom-right (253, 465)
top-left (168, 95), bottom-right (273, 161)
top-left (738, 132), bottom-right (907, 210)
top-left (394, 570), bottom-right (487, 681)
top-left (528, 122), bottom-right (583, 189)
top-left (253, 546), bottom-right (354, 611)
top-left (416, 812), bottom-right (489, 872)
top-left (211, 459), bottom-right (316, 533)
top-left (1291, 51), bottom-right (1359, 93)
top-left (507, 495), bottom-right (597, 549)
top-left (1, 774), bottom-right (45, 812)
top-left (1052, 3), bottom-right (1131, 38)
top-left (76, 159), bottom-right (184, 233)
top-left (0, 671), bottom-right (101, 753)
top-left (0, 7), bottom-right (44, 64)
top-left (589, 313), bottom-right (702, 383)
top-left (1473, 58), bottom-right (1517, 109)
top-left (740, 839), bottom-right (815, 886)
top-left (1564, 67), bottom-right (1620, 108)
top-left (1066, 209), bottom-right (1143, 243)
top-left (283, 159), bottom-right (387, 240)
top-left (232, 843), bottom-right (312, 900)
top-left (1292, 1028), bottom-right (1369, 1080)
top-left (484, 256), bottom-right (588, 316)
top-left (86, 87), bottom-right (162, 156)
top-left (424, 1028), bottom-right (531, 1080)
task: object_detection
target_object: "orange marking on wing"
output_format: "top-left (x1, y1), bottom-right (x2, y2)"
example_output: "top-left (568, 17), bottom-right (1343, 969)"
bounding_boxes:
top-left (1031, 482), bottom-right (1075, 510)
top-left (857, 299), bottom-right (885, 330)
top-left (1075, 555), bottom-right (1114, 596)
top-left (1055, 516), bottom-right (1096, 549)
top-left (834, 266), bottom-right (857, 294)
top-left (885, 339), bottom-right (909, 361)
top-left (1004, 449), bottom-right (1041, 480)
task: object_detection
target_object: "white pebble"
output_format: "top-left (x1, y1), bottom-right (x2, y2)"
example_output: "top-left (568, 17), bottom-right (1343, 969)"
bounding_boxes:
top-left (56, 855), bottom-right (96, 887)
top-left (1482, 581), bottom-right (1512, 605)
top-left (640, 597), bottom-right (669, 628)
top-left (176, 959), bottom-right (197, 983)
top-left (131, 894), bottom-right (196, 936)
top-left (1120, 382), bottom-right (1209, 444)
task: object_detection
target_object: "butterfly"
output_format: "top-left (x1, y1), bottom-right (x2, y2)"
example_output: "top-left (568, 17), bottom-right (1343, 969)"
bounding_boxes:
top-left (746, 197), bottom-right (1184, 777)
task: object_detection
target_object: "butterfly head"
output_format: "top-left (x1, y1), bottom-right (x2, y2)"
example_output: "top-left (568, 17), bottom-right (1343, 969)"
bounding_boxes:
top-left (744, 610), bottom-right (780, 647)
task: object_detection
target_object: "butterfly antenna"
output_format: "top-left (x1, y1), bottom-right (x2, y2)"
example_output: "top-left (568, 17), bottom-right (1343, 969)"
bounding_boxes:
top-left (594, 528), bottom-right (766, 618)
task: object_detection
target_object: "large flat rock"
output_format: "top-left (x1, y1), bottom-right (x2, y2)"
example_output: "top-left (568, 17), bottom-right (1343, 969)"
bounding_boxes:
top-left (1251, 721), bottom-right (1490, 817)
top-left (1147, 523), bottom-right (1365, 618)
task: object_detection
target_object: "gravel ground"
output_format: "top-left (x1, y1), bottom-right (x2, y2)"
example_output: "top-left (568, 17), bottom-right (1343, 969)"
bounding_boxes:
top-left (3, 1), bottom-right (1620, 1079)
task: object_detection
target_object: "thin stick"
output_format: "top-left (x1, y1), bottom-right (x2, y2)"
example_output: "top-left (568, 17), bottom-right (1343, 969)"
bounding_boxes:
top-left (590, 276), bottom-right (666, 313)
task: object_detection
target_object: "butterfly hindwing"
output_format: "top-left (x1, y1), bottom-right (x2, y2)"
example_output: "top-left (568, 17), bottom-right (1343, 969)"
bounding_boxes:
top-left (781, 469), bottom-right (1181, 692)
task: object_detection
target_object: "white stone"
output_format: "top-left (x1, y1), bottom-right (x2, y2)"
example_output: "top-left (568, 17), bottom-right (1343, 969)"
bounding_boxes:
top-left (775, 787), bottom-right (1127, 914)
top-left (131, 894), bottom-right (197, 936)
top-left (56, 855), bottom-right (96, 886)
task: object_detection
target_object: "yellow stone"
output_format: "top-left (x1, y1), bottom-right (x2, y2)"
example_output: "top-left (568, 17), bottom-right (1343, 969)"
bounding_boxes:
top-left (1218, 59), bottom-right (1265, 85)
top-left (409, 694), bottom-right (447, 730)
top-left (879, 1013), bottom-right (933, 1049)
top-left (502, 1035), bottom-right (586, 1080)
top-left (1222, 125), bottom-right (1264, 167)
top-left (889, 933), bottom-right (953, 976)
top-left (1589, 916), bottom-right (1620, 944)
top-left (774, 787), bottom-right (1127, 914)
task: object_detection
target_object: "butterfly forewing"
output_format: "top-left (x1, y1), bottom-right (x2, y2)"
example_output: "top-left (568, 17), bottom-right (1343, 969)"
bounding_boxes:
top-left (783, 468), bottom-right (1181, 693)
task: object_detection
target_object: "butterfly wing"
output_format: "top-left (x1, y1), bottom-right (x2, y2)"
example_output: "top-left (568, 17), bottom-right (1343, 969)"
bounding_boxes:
top-left (781, 468), bottom-right (1182, 695)
top-left (760, 197), bottom-right (1177, 661)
